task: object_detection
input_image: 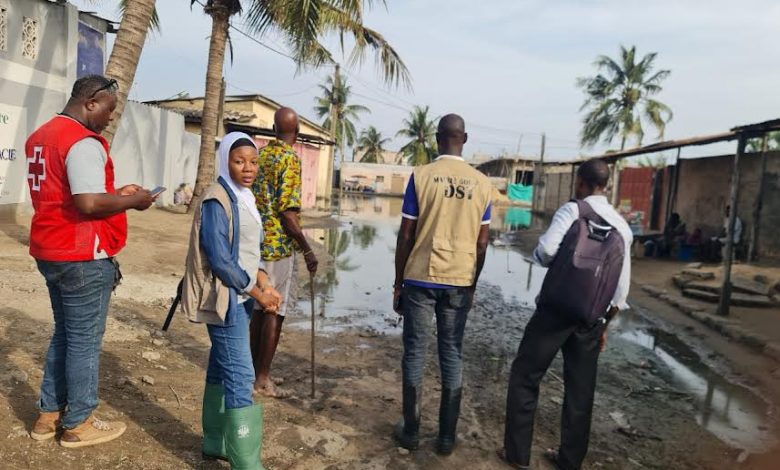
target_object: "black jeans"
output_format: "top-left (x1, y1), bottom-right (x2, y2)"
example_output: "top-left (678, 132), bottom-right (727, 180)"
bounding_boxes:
top-left (401, 285), bottom-right (471, 389)
top-left (504, 309), bottom-right (605, 470)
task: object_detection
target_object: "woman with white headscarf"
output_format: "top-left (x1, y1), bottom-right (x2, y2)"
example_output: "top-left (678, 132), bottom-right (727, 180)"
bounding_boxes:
top-left (181, 132), bottom-right (281, 469)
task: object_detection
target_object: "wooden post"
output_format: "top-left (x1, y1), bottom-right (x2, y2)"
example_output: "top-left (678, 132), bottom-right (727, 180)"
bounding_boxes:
top-left (532, 134), bottom-right (546, 213)
top-left (665, 147), bottom-right (682, 223)
top-left (570, 163), bottom-right (577, 198)
top-left (717, 135), bottom-right (746, 316)
top-left (748, 134), bottom-right (769, 263)
top-left (610, 161), bottom-right (621, 207)
top-left (324, 64), bottom-right (340, 199)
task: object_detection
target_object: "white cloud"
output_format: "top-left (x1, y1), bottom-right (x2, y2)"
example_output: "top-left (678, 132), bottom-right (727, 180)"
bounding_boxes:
top-left (71, 0), bottom-right (780, 160)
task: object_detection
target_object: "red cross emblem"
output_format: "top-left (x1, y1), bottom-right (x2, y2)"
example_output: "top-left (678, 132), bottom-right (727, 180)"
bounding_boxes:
top-left (27, 146), bottom-right (46, 191)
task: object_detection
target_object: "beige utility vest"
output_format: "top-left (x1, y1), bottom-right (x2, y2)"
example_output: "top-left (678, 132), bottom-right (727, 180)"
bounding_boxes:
top-left (181, 183), bottom-right (234, 325)
top-left (403, 156), bottom-right (492, 286)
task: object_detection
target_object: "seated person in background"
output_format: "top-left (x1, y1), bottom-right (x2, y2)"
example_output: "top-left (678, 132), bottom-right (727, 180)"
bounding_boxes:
top-left (710, 205), bottom-right (743, 261)
top-left (643, 213), bottom-right (686, 258)
top-left (658, 213), bottom-right (686, 257)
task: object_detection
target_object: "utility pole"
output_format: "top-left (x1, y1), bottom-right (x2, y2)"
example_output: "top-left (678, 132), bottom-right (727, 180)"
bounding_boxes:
top-left (718, 135), bottom-right (746, 316)
top-left (324, 64), bottom-right (340, 198)
top-left (533, 133), bottom-right (546, 212)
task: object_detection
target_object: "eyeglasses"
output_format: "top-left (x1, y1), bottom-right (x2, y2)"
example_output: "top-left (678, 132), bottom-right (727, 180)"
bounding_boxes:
top-left (89, 79), bottom-right (118, 99)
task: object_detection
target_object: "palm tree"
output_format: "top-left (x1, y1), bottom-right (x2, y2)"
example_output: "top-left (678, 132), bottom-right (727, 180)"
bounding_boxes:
top-left (577, 45), bottom-right (673, 151)
top-left (315, 76), bottom-right (370, 162)
top-left (356, 126), bottom-right (389, 163)
top-left (397, 105), bottom-right (437, 166)
top-left (746, 132), bottom-right (780, 152)
top-left (190, 0), bottom-right (411, 209)
top-left (94, 0), bottom-right (159, 146)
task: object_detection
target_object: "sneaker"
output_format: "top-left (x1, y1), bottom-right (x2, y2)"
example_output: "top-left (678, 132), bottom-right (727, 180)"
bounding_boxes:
top-left (60, 415), bottom-right (127, 448)
top-left (30, 411), bottom-right (62, 441)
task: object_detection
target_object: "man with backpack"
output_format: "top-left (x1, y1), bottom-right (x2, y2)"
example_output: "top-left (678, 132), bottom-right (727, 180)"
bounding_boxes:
top-left (500, 158), bottom-right (633, 470)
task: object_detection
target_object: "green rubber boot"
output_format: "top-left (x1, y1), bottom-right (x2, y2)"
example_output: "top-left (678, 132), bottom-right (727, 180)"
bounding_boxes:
top-left (224, 404), bottom-right (264, 470)
top-left (201, 383), bottom-right (227, 461)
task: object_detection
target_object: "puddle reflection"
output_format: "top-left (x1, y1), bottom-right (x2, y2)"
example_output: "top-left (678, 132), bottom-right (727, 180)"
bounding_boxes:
top-left (293, 196), bottom-right (544, 334)
top-left (614, 312), bottom-right (776, 453)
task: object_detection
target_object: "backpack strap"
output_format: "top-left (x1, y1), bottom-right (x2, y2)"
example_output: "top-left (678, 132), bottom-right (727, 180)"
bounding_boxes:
top-left (574, 199), bottom-right (610, 227)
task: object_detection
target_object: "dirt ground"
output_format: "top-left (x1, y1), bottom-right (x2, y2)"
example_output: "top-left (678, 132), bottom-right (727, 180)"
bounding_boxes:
top-left (1, 208), bottom-right (779, 469)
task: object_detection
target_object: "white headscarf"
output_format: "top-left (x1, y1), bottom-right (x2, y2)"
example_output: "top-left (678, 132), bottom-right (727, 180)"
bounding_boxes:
top-left (218, 132), bottom-right (263, 225)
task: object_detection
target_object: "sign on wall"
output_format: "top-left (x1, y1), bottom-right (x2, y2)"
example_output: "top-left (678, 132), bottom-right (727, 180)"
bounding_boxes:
top-left (77, 21), bottom-right (105, 78)
top-left (0, 104), bottom-right (28, 204)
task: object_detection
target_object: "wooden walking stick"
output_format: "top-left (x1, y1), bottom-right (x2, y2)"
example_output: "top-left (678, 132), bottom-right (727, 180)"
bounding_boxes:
top-left (309, 270), bottom-right (316, 398)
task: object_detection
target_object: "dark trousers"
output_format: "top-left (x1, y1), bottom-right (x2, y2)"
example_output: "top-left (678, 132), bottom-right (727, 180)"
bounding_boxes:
top-left (504, 309), bottom-right (605, 470)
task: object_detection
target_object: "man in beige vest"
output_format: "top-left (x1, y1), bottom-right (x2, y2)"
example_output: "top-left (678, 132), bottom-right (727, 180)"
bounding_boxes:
top-left (393, 114), bottom-right (492, 456)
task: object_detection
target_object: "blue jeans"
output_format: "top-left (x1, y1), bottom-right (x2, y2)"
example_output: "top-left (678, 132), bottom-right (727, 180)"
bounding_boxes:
top-left (206, 298), bottom-right (255, 409)
top-left (401, 285), bottom-right (471, 389)
top-left (36, 259), bottom-right (116, 429)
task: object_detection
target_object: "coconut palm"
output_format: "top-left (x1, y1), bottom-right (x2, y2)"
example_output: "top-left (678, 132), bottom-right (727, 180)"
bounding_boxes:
top-left (746, 132), bottom-right (780, 152)
top-left (315, 76), bottom-right (370, 162)
top-left (93, 0), bottom-right (159, 145)
top-left (577, 45), bottom-right (673, 150)
top-left (190, 0), bottom-right (411, 208)
top-left (356, 126), bottom-right (389, 163)
top-left (397, 105), bottom-right (437, 166)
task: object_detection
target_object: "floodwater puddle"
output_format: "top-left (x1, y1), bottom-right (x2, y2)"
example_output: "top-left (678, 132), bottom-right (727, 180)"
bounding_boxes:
top-left (613, 312), bottom-right (777, 453)
top-left (290, 195), bottom-right (776, 453)
top-left (290, 196), bottom-right (544, 335)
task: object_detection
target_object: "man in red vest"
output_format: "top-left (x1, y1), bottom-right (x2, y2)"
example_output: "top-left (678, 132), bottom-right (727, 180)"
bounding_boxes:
top-left (26, 75), bottom-right (154, 448)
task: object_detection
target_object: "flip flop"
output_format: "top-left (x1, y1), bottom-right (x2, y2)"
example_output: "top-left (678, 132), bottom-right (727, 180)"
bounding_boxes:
top-left (254, 382), bottom-right (292, 399)
top-left (495, 449), bottom-right (529, 469)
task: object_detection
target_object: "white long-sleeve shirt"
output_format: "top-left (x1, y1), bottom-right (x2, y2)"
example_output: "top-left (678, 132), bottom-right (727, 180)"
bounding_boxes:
top-left (533, 195), bottom-right (634, 310)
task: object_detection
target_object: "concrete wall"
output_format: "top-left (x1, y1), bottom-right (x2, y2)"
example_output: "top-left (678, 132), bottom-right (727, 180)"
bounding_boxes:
top-left (111, 101), bottom-right (202, 206)
top-left (673, 151), bottom-right (780, 258)
top-left (0, 0), bottom-right (80, 208)
top-left (340, 162), bottom-right (414, 196)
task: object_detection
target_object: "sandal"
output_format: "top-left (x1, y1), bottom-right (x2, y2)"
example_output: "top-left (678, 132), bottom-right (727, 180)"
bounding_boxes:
top-left (253, 382), bottom-right (291, 399)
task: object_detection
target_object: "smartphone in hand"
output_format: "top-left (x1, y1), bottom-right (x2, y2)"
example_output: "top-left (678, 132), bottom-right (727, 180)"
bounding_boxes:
top-left (150, 186), bottom-right (167, 198)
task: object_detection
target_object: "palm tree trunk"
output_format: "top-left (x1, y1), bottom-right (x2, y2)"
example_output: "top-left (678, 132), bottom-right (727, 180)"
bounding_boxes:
top-left (610, 136), bottom-right (627, 206)
top-left (190, 6), bottom-right (230, 212)
top-left (102, 0), bottom-right (157, 147)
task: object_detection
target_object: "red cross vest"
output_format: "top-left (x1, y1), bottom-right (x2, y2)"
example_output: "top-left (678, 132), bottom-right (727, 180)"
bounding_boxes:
top-left (25, 116), bottom-right (128, 261)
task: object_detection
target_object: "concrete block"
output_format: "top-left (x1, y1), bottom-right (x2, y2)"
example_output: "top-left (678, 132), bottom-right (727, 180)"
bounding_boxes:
top-left (641, 285), bottom-right (663, 297)
top-left (672, 275), bottom-right (695, 289)
top-left (732, 276), bottom-right (772, 296)
top-left (682, 269), bottom-right (716, 280)
top-left (740, 332), bottom-right (768, 351)
top-left (683, 288), bottom-right (719, 303)
top-left (763, 342), bottom-right (780, 362)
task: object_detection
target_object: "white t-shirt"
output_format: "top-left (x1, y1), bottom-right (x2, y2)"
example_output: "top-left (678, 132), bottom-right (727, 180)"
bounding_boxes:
top-left (64, 135), bottom-right (109, 259)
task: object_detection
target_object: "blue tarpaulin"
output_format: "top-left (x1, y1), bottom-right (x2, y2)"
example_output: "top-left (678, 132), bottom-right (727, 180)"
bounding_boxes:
top-left (507, 184), bottom-right (533, 202)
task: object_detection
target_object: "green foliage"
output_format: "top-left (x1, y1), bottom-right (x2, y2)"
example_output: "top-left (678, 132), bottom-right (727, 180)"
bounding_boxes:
top-left (578, 45), bottom-right (673, 150)
top-left (396, 105), bottom-right (437, 166)
top-left (746, 132), bottom-right (780, 153)
top-left (315, 76), bottom-right (370, 160)
top-left (356, 126), bottom-right (389, 163)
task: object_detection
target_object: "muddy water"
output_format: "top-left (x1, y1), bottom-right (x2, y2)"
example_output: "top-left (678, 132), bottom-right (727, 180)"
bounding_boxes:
top-left (614, 311), bottom-right (777, 453)
top-left (293, 194), bottom-right (775, 454)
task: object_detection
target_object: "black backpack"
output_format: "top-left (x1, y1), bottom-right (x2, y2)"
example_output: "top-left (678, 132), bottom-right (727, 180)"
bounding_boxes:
top-left (537, 200), bottom-right (625, 326)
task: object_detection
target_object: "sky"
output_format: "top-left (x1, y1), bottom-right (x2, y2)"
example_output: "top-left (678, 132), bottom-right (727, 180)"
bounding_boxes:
top-left (72, 0), bottom-right (780, 161)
